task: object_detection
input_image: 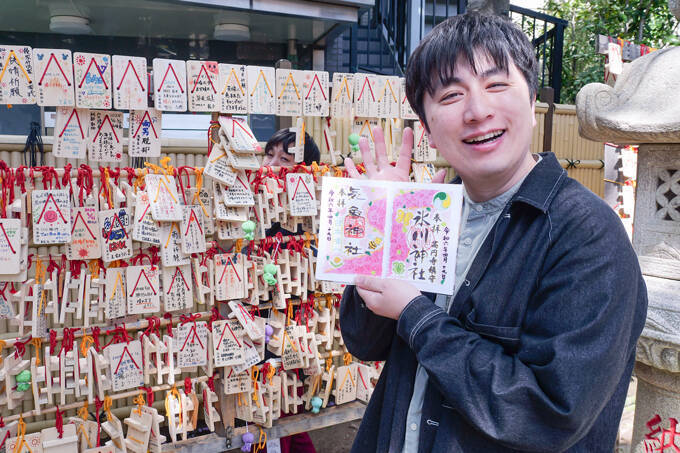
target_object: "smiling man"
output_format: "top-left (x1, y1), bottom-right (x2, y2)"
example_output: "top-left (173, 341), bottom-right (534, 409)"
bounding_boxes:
top-left (340, 13), bottom-right (647, 453)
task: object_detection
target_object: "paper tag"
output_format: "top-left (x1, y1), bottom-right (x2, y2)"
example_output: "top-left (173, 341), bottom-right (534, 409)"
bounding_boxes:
top-left (276, 68), bottom-right (304, 116)
top-left (621, 146), bottom-right (637, 179)
top-left (88, 110), bottom-right (124, 162)
top-left (180, 205), bottom-right (206, 254)
top-left (281, 325), bottom-right (305, 370)
top-left (251, 382), bottom-right (267, 424)
top-left (192, 185), bottom-right (215, 235)
top-left (320, 281), bottom-right (346, 294)
top-left (32, 189), bottom-right (71, 244)
top-left (126, 265), bottom-right (160, 314)
top-left (227, 149), bottom-right (261, 171)
top-left (228, 301), bottom-right (263, 340)
top-left (355, 363), bottom-right (373, 402)
top-left (0, 45), bottom-right (36, 105)
top-left (213, 186), bottom-right (248, 221)
top-left (212, 319), bottom-right (245, 367)
top-left (218, 116), bottom-right (260, 153)
top-left (67, 206), bottom-right (101, 259)
top-left (162, 264), bottom-right (193, 312)
top-left (330, 73), bottom-right (354, 118)
top-left (302, 70), bottom-right (329, 117)
top-left (216, 221), bottom-right (246, 240)
top-left (176, 321), bottom-right (208, 368)
top-left (128, 109), bottom-right (161, 157)
top-left (352, 118), bottom-right (379, 154)
top-left (375, 76), bottom-right (400, 118)
top-left (335, 363), bottom-right (358, 404)
top-left (232, 338), bottom-right (260, 374)
top-left (104, 267), bottom-right (127, 319)
top-left (106, 340), bottom-right (144, 391)
top-left (399, 78), bottom-right (418, 120)
top-left (292, 118), bottom-right (305, 163)
top-left (159, 222), bottom-right (190, 267)
top-left (223, 367), bottom-right (252, 394)
top-left (6, 432), bottom-right (42, 453)
top-left (74, 52), bottom-right (111, 108)
top-left (247, 65), bottom-right (276, 114)
top-left (0, 284), bottom-right (16, 319)
top-left (608, 43), bottom-right (623, 75)
top-left (251, 317), bottom-right (266, 360)
top-left (412, 163), bottom-right (437, 183)
top-left (112, 55), bottom-right (147, 110)
top-left (53, 107), bottom-right (88, 158)
top-left (146, 174), bottom-right (182, 221)
top-left (204, 145), bottom-right (238, 186)
top-left (99, 208), bottom-right (133, 263)
top-left (214, 253), bottom-right (247, 301)
top-left (187, 60), bottom-right (219, 111)
top-left (222, 172), bottom-right (255, 206)
top-left (622, 184), bottom-right (635, 216)
top-left (132, 191), bottom-right (161, 245)
top-left (287, 173), bottom-right (317, 216)
top-left (153, 58), bottom-right (187, 111)
top-left (0, 219), bottom-right (22, 269)
top-left (33, 48), bottom-right (74, 106)
top-left (31, 282), bottom-right (49, 337)
top-left (413, 121), bottom-right (437, 162)
top-left (219, 63), bottom-right (248, 114)
top-left (354, 74), bottom-right (378, 117)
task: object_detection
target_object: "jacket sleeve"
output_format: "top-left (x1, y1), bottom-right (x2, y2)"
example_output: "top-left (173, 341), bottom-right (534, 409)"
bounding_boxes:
top-left (396, 202), bottom-right (647, 452)
top-left (339, 285), bottom-right (398, 362)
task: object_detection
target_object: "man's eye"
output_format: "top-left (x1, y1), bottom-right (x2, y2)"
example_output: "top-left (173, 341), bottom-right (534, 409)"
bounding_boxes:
top-left (489, 82), bottom-right (508, 89)
top-left (441, 92), bottom-right (460, 102)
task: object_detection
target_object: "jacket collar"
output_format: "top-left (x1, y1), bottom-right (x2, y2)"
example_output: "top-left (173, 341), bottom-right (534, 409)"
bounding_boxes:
top-left (448, 152), bottom-right (566, 214)
top-left (511, 152), bottom-right (566, 213)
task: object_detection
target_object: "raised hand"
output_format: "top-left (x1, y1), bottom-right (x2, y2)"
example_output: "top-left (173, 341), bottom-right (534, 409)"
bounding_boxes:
top-left (344, 126), bottom-right (447, 183)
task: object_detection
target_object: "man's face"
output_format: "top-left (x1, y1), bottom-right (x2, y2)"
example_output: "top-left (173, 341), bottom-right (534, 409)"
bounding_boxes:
top-left (262, 143), bottom-right (294, 167)
top-left (422, 52), bottom-right (536, 192)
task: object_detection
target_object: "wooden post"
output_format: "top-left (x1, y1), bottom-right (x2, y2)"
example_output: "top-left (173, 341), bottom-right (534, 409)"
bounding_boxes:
top-left (540, 86), bottom-right (554, 153)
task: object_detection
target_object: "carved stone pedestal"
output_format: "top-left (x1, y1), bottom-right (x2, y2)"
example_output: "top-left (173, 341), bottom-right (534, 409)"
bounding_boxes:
top-left (576, 41), bottom-right (680, 452)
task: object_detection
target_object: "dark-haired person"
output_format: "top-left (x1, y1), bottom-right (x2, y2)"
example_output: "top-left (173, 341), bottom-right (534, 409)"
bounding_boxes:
top-left (262, 128), bottom-right (321, 168)
top-left (262, 128), bottom-right (321, 238)
top-left (259, 128), bottom-right (319, 453)
top-left (340, 13), bottom-right (647, 452)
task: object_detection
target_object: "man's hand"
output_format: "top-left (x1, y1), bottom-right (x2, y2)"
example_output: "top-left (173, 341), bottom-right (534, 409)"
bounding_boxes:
top-left (345, 126), bottom-right (447, 182)
top-left (355, 275), bottom-right (422, 320)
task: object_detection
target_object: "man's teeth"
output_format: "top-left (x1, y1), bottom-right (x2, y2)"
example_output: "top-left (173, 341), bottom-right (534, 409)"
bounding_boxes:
top-left (465, 130), bottom-right (504, 144)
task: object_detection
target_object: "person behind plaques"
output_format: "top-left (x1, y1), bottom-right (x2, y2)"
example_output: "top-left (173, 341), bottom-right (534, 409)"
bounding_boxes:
top-left (259, 127), bottom-right (320, 453)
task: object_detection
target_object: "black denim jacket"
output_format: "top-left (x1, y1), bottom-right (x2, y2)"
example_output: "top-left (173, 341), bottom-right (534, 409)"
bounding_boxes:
top-left (340, 152), bottom-right (647, 452)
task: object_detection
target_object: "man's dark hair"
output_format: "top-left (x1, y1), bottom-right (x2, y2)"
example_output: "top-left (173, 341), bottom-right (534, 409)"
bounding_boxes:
top-left (405, 13), bottom-right (539, 130)
top-left (264, 128), bottom-right (321, 166)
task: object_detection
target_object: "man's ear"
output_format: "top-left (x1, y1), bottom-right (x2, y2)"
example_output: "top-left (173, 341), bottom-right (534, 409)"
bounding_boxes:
top-left (531, 96), bottom-right (537, 128)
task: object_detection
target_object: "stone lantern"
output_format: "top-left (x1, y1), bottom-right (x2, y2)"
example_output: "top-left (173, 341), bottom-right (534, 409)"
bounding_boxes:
top-left (575, 34), bottom-right (680, 452)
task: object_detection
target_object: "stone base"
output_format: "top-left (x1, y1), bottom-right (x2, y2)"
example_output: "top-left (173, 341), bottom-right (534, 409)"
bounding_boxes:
top-left (631, 362), bottom-right (680, 452)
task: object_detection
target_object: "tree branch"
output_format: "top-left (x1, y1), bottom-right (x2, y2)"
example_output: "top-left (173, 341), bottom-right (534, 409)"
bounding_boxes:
top-left (637, 0), bottom-right (654, 42)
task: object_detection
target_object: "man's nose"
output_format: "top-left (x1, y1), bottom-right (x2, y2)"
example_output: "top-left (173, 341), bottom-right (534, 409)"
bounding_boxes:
top-left (463, 91), bottom-right (494, 123)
